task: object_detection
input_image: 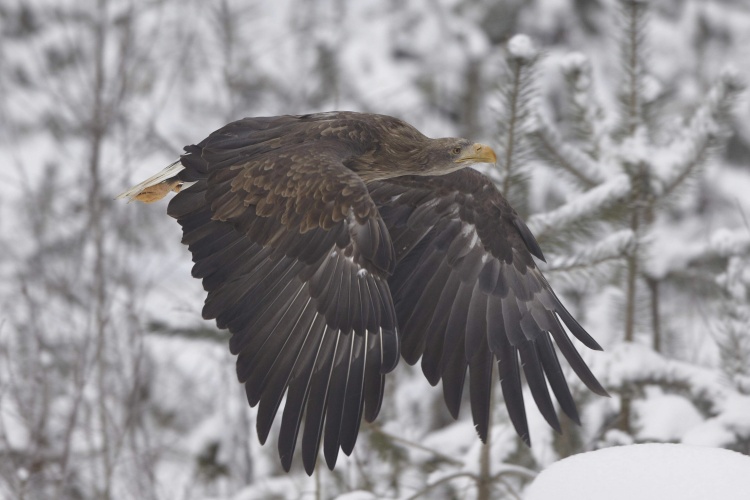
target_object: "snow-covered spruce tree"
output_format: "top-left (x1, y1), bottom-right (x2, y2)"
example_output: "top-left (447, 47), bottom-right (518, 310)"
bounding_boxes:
top-left (493, 35), bottom-right (539, 214)
top-left (526, 0), bottom-right (745, 441)
top-left (714, 241), bottom-right (750, 396)
top-left (0, 3), bottom-right (161, 498)
top-left (0, 2), bottom-right (256, 498)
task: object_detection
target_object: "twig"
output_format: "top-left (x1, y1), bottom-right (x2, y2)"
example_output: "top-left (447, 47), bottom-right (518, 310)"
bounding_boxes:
top-left (364, 423), bottom-right (463, 466)
top-left (529, 120), bottom-right (601, 188)
top-left (502, 60), bottom-right (523, 197)
top-left (403, 472), bottom-right (478, 500)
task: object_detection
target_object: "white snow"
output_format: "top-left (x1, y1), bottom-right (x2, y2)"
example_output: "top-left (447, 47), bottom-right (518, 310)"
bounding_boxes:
top-left (683, 394), bottom-right (750, 447)
top-left (528, 112), bottom-right (608, 184)
top-left (421, 420), bottom-right (477, 459)
top-left (527, 174), bottom-right (631, 235)
top-left (332, 491), bottom-right (377, 500)
top-left (596, 342), bottom-right (727, 402)
top-left (681, 420), bottom-right (737, 448)
top-left (618, 127), bottom-right (651, 167)
top-left (525, 443), bottom-right (750, 500)
top-left (507, 34), bottom-right (538, 61)
top-left (711, 228), bottom-right (750, 258)
top-left (633, 388), bottom-right (703, 441)
top-left (559, 52), bottom-right (588, 74)
top-left (546, 229), bottom-right (634, 272)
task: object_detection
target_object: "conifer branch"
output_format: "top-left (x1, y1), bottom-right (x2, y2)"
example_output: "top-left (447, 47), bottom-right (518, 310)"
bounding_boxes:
top-left (529, 113), bottom-right (605, 188)
top-left (618, 0), bottom-right (648, 135)
top-left (496, 35), bottom-right (538, 208)
top-left (403, 472), bottom-right (478, 500)
top-left (657, 141), bottom-right (710, 201)
top-left (402, 466), bottom-right (535, 500)
top-left (710, 228), bottom-right (750, 259)
top-left (501, 60), bottom-right (523, 197)
top-left (602, 343), bottom-right (732, 413)
top-left (545, 229), bottom-right (635, 273)
top-left (364, 423), bottom-right (464, 466)
top-left (658, 72), bottom-right (745, 198)
top-left (715, 288), bottom-right (750, 394)
top-left (652, 228), bottom-right (749, 297)
top-left (527, 174), bottom-right (631, 238)
top-left (560, 53), bottom-right (608, 158)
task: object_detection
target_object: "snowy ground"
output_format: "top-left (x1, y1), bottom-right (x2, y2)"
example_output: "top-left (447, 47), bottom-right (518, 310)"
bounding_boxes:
top-left (525, 443), bottom-right (750, 500)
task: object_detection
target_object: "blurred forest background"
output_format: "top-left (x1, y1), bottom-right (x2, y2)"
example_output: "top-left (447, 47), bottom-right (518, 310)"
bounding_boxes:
top-left (1, 0), bottom-right (750, 499)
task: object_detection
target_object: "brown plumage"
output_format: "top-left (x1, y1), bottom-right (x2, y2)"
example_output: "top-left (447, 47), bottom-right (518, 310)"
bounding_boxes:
top-left (118, 111), bottom-right (608, 474)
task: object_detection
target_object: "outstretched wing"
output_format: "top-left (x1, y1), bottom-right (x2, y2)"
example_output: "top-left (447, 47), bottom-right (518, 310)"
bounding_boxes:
top-left (368, 168), bottom-right (608, 444)
top-left (167, 116), bottom-right (398, 474)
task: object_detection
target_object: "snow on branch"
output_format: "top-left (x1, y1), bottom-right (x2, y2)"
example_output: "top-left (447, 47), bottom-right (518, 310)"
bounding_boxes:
top-left (683, 394), bottom-right (750, 448)
top-left (507, 34), bottom-right (538, 62)
top-left (598, 342), bottom-right (750, 449)
top-left (617, 0), bottom-right (650, 134)
top-left (655, 71), bottom-right (746, 198)
top-left (600, 342), bottom-right (728, 413)
top-left (496, 34), bottom-right (539, 201)
top-left (710, 227), bottom-right (750, 259)
top-left (560, 52), bottom-right (608, 159)
top-left (642, 226), bottom-right (750, 283)
top-left (529, 112), bottom-right (607, 188)
top-left (527, 174), bottom-right (631, 236)
top-left (545, 229), bottom-right (634, 273)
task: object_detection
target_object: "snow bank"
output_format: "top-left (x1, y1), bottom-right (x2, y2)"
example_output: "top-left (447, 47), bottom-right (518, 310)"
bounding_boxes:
top-left (525, 443), bottom-right (750, 500)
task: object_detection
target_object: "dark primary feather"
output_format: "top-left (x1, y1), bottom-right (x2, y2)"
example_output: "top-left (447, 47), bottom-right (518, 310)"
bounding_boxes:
top-left (153, 111), bottom-right (606, 473)
top-left (167, 113), bottom-right (406, 474)
top-left (369, 167), bottom-right (609, 445)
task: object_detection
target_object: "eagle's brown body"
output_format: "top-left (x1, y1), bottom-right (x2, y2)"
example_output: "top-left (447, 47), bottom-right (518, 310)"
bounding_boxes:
top-left (120, 111), bottom-right (607, 474)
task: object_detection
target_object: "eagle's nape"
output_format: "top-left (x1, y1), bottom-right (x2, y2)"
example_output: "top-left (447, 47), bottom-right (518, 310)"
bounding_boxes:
top-left (117, 111), bottom-right (608, 473)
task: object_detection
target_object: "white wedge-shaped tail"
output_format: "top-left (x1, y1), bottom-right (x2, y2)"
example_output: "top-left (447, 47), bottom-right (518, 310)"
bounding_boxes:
top-left (116, 160), bottom-right (190, 203)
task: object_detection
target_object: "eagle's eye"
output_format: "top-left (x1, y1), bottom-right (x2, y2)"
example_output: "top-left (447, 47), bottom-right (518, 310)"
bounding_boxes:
top-left (452, 146), bottom-right (462, 155)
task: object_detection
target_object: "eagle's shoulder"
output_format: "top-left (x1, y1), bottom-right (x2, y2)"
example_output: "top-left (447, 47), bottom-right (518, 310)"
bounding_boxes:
top-left (299, 111), bottom-right (426, 143)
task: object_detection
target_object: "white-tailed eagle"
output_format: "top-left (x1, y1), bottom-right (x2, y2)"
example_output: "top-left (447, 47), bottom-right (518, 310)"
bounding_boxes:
top-left (118, 111), bottom-right (608, 474)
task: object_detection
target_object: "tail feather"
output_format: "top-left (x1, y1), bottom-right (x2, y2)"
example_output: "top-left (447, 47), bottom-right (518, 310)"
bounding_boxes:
top-left (116, 160), bottom-right (188, 203)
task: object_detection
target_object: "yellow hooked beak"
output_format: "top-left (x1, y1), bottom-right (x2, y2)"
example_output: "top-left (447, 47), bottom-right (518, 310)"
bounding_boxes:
top-left (455, 143), bottom-right (497, 164)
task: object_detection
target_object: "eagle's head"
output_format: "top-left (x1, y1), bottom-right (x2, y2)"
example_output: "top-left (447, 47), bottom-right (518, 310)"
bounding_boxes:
top-left (418, 138), bottom-right (497, 175)
top-left (342, 115), bottom-right (497, 181)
